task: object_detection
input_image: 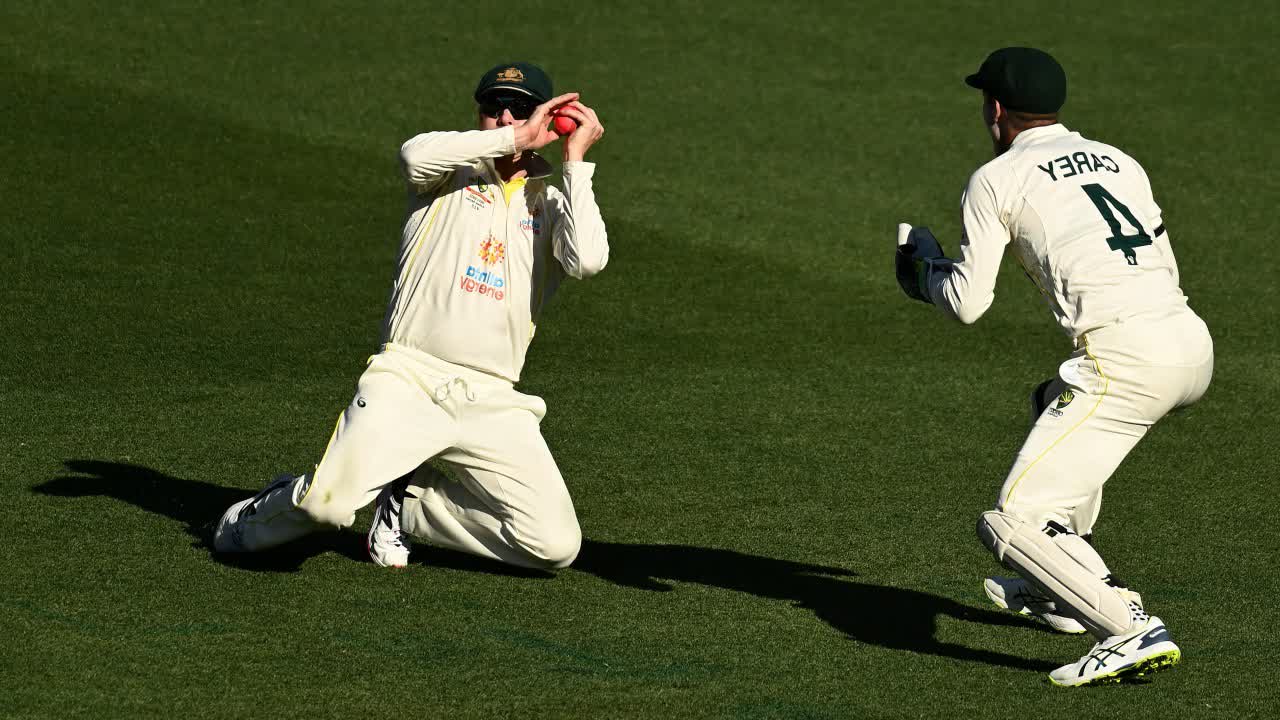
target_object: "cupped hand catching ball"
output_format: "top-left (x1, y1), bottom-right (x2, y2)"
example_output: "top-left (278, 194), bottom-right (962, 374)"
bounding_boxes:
top-left (553, 110), bottom-right (578, 137)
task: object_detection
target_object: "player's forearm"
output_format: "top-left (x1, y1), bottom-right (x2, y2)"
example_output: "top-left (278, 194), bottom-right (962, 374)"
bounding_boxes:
top-left (929, 170), bottom-right (1005, 324)
top-left (553, 162), bottom-right (609, 279)
top-left (399, 127), bottom-right (517, 186)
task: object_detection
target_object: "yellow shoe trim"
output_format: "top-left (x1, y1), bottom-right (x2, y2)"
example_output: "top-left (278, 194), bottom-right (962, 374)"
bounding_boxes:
top-left (1051, 649), bottom-right (1181, 687)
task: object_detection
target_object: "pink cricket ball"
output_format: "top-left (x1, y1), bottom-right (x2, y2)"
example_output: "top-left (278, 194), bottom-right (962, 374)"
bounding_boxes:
top-left (553, 113), bottom-right (577, 136)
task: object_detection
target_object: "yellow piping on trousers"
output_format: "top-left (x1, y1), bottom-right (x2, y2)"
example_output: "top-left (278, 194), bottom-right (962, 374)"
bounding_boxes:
top-left (1003, 339), bottom-right (1111, 510)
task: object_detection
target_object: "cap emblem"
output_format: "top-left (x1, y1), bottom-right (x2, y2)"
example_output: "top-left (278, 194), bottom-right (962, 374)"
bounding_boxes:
top-left (495, 67), bottom-right (525, 83)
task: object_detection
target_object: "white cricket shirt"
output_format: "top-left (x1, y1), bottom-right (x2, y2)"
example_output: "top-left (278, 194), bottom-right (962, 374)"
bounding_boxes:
top-left (928, 124), bottom-right (1187, 339)
top-left (381, 126), bottom-right (608, 382)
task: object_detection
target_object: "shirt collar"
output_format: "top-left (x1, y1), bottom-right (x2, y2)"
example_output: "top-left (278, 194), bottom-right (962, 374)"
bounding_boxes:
top-left (482, 151), bottom-right (554, 181)
top-left (1010, 123), bottom-right (1070, 148)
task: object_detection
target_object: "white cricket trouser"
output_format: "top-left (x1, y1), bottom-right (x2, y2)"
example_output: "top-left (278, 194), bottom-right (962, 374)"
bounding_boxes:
top-left (996, 308), bottom-right (1213, 535)
top-left (287, 343), bottom-right (580, 569)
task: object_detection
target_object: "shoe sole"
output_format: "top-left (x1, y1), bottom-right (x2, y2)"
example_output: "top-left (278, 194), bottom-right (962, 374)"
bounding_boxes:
top-left (984, 580), bottom-right (1086, 635)
top-left (1050, 648), bottom-right (1181, 687)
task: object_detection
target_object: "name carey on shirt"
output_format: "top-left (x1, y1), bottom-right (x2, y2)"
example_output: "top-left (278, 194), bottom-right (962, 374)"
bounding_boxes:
top-left (1037, 152), bottom-right (1120, 182)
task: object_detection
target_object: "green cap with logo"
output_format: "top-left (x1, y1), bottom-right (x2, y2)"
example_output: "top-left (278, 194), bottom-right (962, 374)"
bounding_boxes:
top-left (474, 62), bottom-right (553, 104)
top-left (965, 47), bottom-right (1067, 114)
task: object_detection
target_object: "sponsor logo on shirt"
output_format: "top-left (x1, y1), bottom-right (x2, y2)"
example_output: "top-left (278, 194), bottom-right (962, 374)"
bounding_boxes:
top-left (478, 236), bottom-right (505, 266)
top-left (518, 204), bottom-right (543, 235)
top-left (458, 235), bottom-right (507, 301)
top-left (460, 265), bottom-right (505, 301)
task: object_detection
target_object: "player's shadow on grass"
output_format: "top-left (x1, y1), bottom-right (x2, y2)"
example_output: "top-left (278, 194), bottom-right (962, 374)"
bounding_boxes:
top-left (35, 462), bottom-right (1051, 671)
top-left (34, 459), bottom-right (369, 572)
top-left (574, 540), bottom-right (1059, 673)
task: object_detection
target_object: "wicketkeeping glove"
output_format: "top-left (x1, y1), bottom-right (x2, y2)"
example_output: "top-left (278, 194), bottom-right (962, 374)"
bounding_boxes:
top-left (894, 223), bottom-right (945, 304)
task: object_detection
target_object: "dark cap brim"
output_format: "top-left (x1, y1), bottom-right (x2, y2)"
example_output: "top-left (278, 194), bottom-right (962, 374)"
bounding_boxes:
top-left (964, 73), bottom-right (984, 90)
top-left (477, 84), bottom-right (541, 101)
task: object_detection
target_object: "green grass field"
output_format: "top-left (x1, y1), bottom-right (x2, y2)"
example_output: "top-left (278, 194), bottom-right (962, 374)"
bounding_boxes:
top-left (3, 2), bottom-right (1279, 717)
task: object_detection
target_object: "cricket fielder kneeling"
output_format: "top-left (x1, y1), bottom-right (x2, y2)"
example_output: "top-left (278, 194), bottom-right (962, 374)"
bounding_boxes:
top-left (895, 48), bottom-right (1212, 686)
top-left (215, 62), bottom-right (607, 571)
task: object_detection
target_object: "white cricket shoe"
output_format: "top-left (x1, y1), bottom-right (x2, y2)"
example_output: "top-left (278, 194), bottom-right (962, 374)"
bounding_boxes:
top-left (367, 480), bottom-right (412, 568)
top-left (1049, 616), bottom-right (1180, 687)
top-left (213, 474), bottom-right (295, 553)
top-left (984, 576), bottom-right (1087, 634)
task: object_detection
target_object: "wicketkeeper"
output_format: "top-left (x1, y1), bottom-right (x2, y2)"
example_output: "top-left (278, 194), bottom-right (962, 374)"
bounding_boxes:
top-left (895, 47), bottom-right (1213, 686)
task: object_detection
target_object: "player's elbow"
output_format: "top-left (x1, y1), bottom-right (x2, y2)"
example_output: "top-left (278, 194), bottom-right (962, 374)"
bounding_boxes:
top-left (952, 303), bottom-right (988, 325)
top-left (564, 245), bottom-right (609, 279)
top-left (399, 135), bottom-right (424, 166)
top-left (573, 251), bottom-right (609, 279)
top-left (398, 134), bottom-right (438, 182)
top-left (941, 292), bottom-right (993, 325)
top-left (936, 286), bottom-right (993, 326)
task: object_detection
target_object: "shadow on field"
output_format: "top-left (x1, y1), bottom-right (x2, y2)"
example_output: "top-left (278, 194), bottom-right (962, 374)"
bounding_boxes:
top-left (35, 463), bottom-right (1052, 671)
top-left (33, 459), bottom-right (368, 572)
top-left (574, 540), bottom-right (1059, 673)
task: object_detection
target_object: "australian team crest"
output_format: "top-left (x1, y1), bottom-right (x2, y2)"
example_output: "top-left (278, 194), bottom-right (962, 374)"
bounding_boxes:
top-left (495, 67), bottom-right (524, 83)
top-left (1047, 389), bottom-right (1076, 417)
top-left (464, 175), bottom-right (493, 210)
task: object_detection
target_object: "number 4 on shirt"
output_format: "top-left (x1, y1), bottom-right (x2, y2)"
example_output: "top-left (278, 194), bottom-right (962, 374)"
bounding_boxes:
top-left (1081, 183), bottom-right (1152, 266)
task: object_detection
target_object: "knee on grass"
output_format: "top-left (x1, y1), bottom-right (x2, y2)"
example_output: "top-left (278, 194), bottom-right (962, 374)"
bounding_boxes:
top-left (510, 520), bottom-right (582, 570)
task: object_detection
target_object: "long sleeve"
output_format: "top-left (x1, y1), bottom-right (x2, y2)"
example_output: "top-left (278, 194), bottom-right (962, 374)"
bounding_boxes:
top-left (1133, 160), bottom-right (1180, 289)
top-left (399, 127), bottom-right (517, 189)
top-left (549, 161), bottom-right (609, 279)
top-left (927, 169), bottom-right (1009, 324)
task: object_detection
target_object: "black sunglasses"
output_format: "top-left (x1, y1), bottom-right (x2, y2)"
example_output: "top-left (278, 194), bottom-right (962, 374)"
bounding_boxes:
top-left (478, 94), bottom-right (539, 120)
